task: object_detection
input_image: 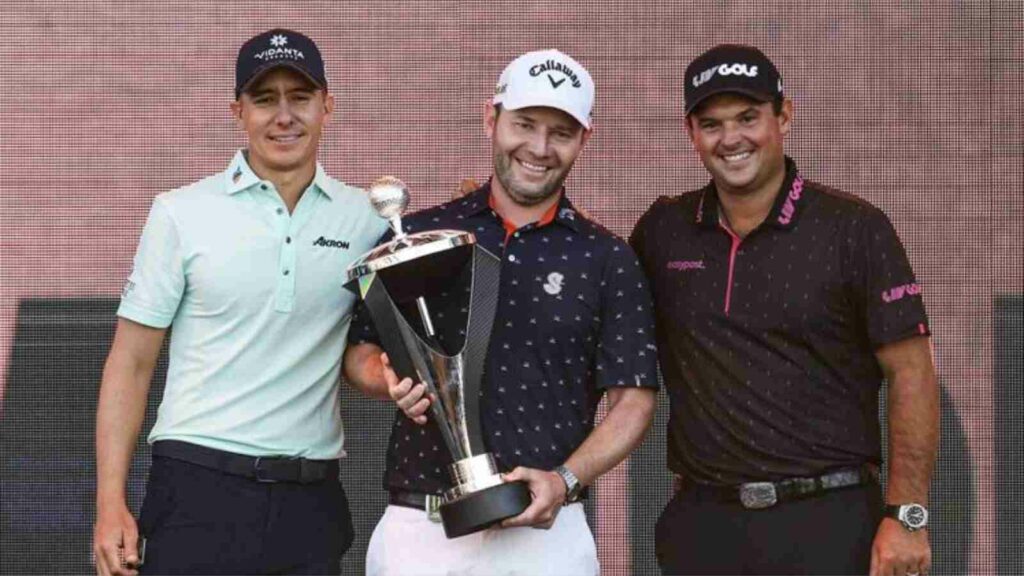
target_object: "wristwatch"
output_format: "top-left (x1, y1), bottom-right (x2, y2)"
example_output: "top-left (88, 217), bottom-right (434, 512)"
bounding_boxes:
top-left (885, 503), bottom-right (929, 532)
top-left (553, 465), bottom-right (583, 504)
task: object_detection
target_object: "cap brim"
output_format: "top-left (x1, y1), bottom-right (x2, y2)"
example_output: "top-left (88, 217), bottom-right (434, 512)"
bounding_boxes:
top-left (498, 94), bottom-right (591, 129)
top-left (237, 62), bottom-right (325, 97)
top-left (685, 87), bottom-right (774, 115)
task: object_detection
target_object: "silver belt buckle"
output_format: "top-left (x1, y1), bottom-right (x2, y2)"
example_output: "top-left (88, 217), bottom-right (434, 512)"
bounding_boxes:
top-left (425, 494), bottom-right (443, 523)
top-left (739, 482), bottom-right (778, 509)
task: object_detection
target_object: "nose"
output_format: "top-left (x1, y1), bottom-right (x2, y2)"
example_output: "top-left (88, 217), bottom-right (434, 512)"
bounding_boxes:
top-left (525, 129), bottom-right (551, 159)
top-left (274, 100), bottom-right (295, 126)
top-left (720, 122), bottom-right (743, 148)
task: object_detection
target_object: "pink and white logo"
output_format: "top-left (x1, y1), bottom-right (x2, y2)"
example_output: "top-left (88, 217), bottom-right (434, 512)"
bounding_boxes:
top-left (777, 176), bottom-right (804, 225)
top-left (667, 260), bottom-right (705, 271)
top-left (881, 282), bottom-right (922, 303)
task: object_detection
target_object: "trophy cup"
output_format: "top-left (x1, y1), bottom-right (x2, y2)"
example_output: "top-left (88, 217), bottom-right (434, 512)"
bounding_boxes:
top-left (346, 177), bottom-right (531, 538)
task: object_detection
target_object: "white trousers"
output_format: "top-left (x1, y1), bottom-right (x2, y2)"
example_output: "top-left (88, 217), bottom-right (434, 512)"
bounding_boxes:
top-left (365, 504), bottom-right (600, 576)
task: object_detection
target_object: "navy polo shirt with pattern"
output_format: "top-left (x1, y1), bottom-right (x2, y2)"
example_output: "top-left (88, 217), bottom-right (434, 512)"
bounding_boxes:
top-left (349, 182), bottom-right (659, 495)
top-left (630, 157), bottom-right (930, 486)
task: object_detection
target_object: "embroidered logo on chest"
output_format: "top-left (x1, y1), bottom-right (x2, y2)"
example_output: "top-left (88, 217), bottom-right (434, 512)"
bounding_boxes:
top-left (543, 272), bottom-right (565, 295)
top-left (666, 260), bottom-right (705, 271)
top-left (313, 236), bottom-right (350, 249)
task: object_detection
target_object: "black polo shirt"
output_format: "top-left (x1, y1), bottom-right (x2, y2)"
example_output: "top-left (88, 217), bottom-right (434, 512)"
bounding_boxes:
top-left (630, 157), bottom-right (930, 486)
top-left (349, 182), bottom-right (659, 495)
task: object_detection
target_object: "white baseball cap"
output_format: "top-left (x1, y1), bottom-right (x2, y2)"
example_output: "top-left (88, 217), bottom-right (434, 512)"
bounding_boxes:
top-left (493, 49), bottom-right (595, 129)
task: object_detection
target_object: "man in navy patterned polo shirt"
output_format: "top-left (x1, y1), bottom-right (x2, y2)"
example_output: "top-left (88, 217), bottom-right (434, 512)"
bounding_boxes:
top-left (344, 49), bottom-right (658, 575)
top-left (631, 44), bottom-right (939, 575)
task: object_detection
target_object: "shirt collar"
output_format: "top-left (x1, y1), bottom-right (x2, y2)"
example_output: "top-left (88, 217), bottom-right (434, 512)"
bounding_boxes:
top-left (458, 179), bottom-right (581, 233)
top-left (694, 156), bottom-right (806, 231)
top-left (223, 149), bottom-right (334, 200)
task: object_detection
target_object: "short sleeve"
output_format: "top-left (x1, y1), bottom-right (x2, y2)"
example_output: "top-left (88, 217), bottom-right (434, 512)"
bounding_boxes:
top-left (851, 208), bottom-right (930, 347)
top-left (117, 197), bottom-right (185, 328)
top-left (593, 239), bottom-right (659, 390)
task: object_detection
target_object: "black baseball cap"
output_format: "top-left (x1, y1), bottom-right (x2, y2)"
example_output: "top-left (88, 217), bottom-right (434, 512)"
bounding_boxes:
top-left (235, 29), bottom-right (327, 98)
top-left (684, 44), bottom-right (783, 115)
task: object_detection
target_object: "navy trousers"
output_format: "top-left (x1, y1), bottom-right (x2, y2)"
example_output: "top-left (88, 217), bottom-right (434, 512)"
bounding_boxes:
top-left (138, 454), bottom-right (354, 575)
top-left (655, 482), bottom-right (883, 575)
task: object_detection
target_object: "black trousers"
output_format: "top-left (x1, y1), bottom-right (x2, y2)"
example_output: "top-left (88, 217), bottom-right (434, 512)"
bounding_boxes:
top-left (655, 482), bottom-right (883, 575)
top-left (138, 454), bottom-right (354, 575)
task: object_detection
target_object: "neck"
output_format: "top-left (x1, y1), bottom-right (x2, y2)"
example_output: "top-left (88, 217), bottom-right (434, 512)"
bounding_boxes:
top-left (247, 153), bottom-right (317, 213)
top-left (489, 177), bottom-right (561, 229)
top-left (716, 167), bottom-right (787, 238)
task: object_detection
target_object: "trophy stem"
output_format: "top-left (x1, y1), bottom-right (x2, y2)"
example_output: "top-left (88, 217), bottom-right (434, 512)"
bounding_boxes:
top-left (389, 216), bottom-right (406, 239)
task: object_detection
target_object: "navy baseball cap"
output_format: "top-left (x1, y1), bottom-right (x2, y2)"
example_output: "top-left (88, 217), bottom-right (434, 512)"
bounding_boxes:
top-left (684, 44), bottom-right (783, 115)
top-left (235, 29), bottom-right (327, 98)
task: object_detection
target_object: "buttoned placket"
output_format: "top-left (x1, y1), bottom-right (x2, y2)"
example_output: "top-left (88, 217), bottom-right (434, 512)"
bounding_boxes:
top-left (262, 181), bottom-right (321, 313)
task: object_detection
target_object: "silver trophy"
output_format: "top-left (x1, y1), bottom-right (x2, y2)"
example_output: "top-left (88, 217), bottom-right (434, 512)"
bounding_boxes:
top-left (346, 177), bottom-right (530, 538)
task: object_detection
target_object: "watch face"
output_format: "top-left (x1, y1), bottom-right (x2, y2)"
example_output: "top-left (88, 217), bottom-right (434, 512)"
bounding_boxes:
top-left (903, 504), bottom-right (928, 528)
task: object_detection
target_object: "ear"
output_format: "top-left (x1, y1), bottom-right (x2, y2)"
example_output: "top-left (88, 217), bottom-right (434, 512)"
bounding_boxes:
top-left (484, 100), bottom-right (497, 139)
top-left (683, 115), bottom-right (697, 150)
top-left (579, 124), bottom-right (594, 148)
top-left (322, 92), bottom-right (335, 124)
top-left (230, 99), bottom-right (244, 130)
top-left (778, 98), bottom-right (793, 137)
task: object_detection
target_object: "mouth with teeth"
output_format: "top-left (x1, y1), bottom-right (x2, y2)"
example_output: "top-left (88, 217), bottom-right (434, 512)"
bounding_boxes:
top-left (269, 133), bottom-right (304, 144)
top-left (721, 150), bottom-right (753, 163)
top-left (516, 157), bottom-right (551, 176)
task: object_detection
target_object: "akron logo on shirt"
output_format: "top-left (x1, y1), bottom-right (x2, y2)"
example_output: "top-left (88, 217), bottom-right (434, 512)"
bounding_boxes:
top-left (692, 63), bottom-right (759, 87)
top-left (313, 236), bottom-right (349, 249)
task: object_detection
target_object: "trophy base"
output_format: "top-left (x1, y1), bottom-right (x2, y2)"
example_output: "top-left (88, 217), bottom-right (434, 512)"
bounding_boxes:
top-left (439, 480), bottom-right (532, 539)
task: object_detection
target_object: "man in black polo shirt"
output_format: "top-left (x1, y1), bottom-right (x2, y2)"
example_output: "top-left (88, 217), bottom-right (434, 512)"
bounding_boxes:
top-left (630, 44), bottom-right (939, 576)
top-left (344, 49), bottom-right (658, 575)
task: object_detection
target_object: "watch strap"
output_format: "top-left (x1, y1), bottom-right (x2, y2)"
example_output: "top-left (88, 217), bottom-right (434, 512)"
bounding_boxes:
top-left (554, 465), bottom-right (582, 503)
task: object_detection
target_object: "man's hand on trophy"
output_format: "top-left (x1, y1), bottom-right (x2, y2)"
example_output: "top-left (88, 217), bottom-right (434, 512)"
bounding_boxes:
top-left (498, 467), bottom-right (567, 530)
top-left (380, 353), bottom-right (431, 425)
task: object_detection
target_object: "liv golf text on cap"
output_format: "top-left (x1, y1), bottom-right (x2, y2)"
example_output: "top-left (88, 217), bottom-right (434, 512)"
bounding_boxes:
top-left (684, 44), bottom-right (783, 115)
top-left (493, 49), bottom-right (595, 129)
top-left (235, 28), bottom-right (327, 98)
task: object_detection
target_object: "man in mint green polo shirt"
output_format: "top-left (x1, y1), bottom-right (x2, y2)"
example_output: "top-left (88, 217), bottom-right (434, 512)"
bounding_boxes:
top-left (93, 29), bottom-right (387, 576)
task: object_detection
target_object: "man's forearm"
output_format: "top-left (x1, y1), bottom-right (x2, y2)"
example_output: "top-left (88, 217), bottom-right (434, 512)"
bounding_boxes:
top-left (563, 387), bottom-right (656, 487)
top-left (886, 370), bottom-right (939, 504)
top-left (878, 337), bottom-right (940, 504)
top-left (96, 373), bottom-right (150, 506)
top-left (342, 342), bottom-right (390, 400)
top-left (95, 322), bottom-right (163, 507)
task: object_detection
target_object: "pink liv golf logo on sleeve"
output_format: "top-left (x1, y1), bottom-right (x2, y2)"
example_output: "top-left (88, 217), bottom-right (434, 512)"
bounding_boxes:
top-left (881, 282), bottom-right (922, 303)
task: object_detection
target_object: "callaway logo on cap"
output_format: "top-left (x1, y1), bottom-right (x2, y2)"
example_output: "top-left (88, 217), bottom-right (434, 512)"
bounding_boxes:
top-left (235, 28), bottom-right (327, 98)
top-left (493, 49), bottom-right (595, 129)
top-left (683, 44), bottom-right (783, 115)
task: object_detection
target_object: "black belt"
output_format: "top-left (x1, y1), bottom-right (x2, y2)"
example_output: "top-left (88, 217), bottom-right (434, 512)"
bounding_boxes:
top-left (680, 467), bottom-right (877, 510)
top-left (388, 490), bottom-right (443, 511)
top-left (152, 440), bottom-right (338, 484)
top-left (389, 490), bottom-right (445, 522)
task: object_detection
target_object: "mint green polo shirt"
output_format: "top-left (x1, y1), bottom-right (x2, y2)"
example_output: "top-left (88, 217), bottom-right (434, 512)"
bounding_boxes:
top-left (118, 150), bottom-right (388, 459)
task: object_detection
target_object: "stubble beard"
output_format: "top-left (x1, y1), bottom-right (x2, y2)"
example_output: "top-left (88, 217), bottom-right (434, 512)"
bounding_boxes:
top-left (493, 149), bottom-right (569, 207)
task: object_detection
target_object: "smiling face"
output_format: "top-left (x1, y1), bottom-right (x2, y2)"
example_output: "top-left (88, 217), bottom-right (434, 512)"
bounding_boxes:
top-left (687, 93), bottom-right (792, 199)
top-left (486, 105), bottom-right (590, 206)
top-left (230, 67), bottom-right (334, 179)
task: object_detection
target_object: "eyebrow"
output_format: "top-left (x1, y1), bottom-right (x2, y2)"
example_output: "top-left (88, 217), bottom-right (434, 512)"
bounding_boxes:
top-left (696, 106), bottom-right (760, 122)
top-left (246, 85), bottom-right (318, 98)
